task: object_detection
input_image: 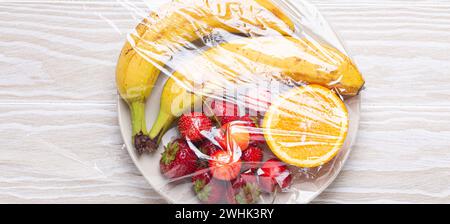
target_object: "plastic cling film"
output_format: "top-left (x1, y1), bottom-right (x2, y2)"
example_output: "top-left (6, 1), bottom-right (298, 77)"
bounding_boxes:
top-left (116, 0), bottom-right (364, 204)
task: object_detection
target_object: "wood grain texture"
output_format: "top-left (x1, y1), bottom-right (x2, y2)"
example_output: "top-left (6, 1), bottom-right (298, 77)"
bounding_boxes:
top-left (0, 0), bottom-right (449, 203)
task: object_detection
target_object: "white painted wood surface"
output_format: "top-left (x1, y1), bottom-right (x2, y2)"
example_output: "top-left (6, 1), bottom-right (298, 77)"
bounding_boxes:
top-left (1, 0), bottom-right (449, 203)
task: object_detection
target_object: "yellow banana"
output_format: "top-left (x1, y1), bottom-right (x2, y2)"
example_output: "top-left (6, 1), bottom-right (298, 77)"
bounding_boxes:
top-left (116, 0), bottom-right (295, 153)
top-left (219, 37), bottom-right (365, 96)
top-left (149, 36), bottom-right (365, 144)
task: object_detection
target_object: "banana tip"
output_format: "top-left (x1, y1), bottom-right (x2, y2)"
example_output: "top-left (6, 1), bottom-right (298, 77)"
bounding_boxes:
top-left (134, 131), bottom-right (157, 154)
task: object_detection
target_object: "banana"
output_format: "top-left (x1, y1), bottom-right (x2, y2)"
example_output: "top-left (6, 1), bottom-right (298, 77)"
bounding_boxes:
top-left (116, 0), bottom-right (295, 153)
top-left (148, 36), bottom-right (365, 145)
top-left (216, 37), bottom-right (365, 96)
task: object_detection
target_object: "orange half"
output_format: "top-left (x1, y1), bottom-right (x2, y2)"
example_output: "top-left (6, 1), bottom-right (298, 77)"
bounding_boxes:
top-left (262, 85), bottom-right (349, 168)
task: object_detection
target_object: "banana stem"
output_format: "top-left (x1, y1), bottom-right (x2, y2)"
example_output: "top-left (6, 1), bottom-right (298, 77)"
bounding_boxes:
top-left (130, 101), bottom-right (157, 154)
top-left (130, 101), bottom-right (147, 136)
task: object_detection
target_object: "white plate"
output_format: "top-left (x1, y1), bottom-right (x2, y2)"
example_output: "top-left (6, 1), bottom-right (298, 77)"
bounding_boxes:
top-left (117, 77), bottom-right (361, 204)
top-left (117, 0), bottom-right (362, 203)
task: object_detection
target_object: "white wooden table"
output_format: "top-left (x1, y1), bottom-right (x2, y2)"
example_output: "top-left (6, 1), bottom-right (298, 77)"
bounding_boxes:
top-left (1, 0), bottom-right (449, 203)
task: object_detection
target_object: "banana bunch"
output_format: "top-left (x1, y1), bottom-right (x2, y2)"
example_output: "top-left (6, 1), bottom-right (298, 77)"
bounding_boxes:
top-left (116, 0), bottom-right (296, 153)
top-left (148, 36), bottom-right (365, 146)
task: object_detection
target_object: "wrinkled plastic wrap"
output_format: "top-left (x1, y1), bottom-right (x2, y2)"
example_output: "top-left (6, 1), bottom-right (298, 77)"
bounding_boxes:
top-left (117, 0), bottom-right (364, 204)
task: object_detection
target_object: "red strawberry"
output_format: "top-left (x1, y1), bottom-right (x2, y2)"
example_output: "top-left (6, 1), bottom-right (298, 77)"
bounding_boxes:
top-left (220, 116), bottom-right (240, 125)
top-left (225, 182), bottom-right (237, 204)
top-left (209, 150), bottom-right (242, 181)
top-left (178, 112), bottom-right (212, 142)
top-left (159, 139), bottom-right (197, 179)
top-left (196, 179), bottom-right (224, 204)
top-left (258, 158), bottom-right (292, 192)
top-left (240, 168), bottom-right (258, 183)
top-left (196, 141), bottom-right (221, 168)
top-left (209, 99), bottom-right (240, 125)
top-left (240, 115), bottom-right (265, 145)
top-left (199, 141), bottom-right (221, 156)
top-left (213, 127), bottom-right (227, 150)
top-left (215, 121), bottom-right (250, 151)
top-left (227, 175), bottom-right (261, 204)
top-left (241, 146), bottom-right (263, 169)
top-left (192, 168), bottom-right (212, 194)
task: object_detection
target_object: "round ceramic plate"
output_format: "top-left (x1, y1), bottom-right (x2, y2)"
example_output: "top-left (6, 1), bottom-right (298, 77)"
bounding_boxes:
top-left (117, 0), bottom-right (362, 203)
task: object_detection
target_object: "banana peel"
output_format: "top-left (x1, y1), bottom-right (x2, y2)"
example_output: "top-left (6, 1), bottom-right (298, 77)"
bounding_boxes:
top-left (148, 36), bottom-right (365, 147)
top-left (116, 0), bottom-right (296, 154)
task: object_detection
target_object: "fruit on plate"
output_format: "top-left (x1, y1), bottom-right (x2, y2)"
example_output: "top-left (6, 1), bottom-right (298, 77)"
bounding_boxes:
top-left (218, 37), bottom-right (365, 96)
top-left (199, 141), bottom-right (222, 156)
top-left (209, 150), bottom-right (242, 181)
top-left (116, 0), bottom-right (295, 153)
top-left (241, 146), bottom-right (264, 169)
top-left (192, 168), bottom-right (212, 194)
top-left (148, 36), bottom-right (364, 148)
top-left (240, 115), bottom-right (265, 145)
top-left (258, 158), bottom-right (292, 192)
top-left (148, 74), bottom-right (201, 144)
top-left (160, 139), bottom-right (197, 179)
top-left (195, 179), bottom-right (225, 204)
top-left (178, 112), bottom-right (213, 142)
top-left (228, 175), bottom-right (261, 204)
top-left (262, 84), bottom-right (349, 168)
top-left (215, 121), bottom-right (250, 151)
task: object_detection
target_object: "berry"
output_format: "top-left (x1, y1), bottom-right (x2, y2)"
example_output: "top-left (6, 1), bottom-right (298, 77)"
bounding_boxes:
top-left (227, 175), bottom-right (261, 204)
top-left (239, 168), bottom-right (258, 185)
top-left (215, 121), bottom-right (250, 151)
top-left (220, 116), bottom-right (240, 125)
top-left (196, 179), bottom-right (224, 204)
top-left (160, 139), bottom-right (197, 179)
top-left (178, 112), bottom-right (213, 142)
top-left (196, 141), bottom-right (221, 168)
top-left (240, 115), bottom-right (265, 145)
top-left (199, 141), bottom-right (221, 156)
top-left (209, 150), bottom-right (242, 181)
top-left (241, 146), bottom-right (263, 169)
top-left (258, 158), bottom-right (292, 192)
top-left (192, 168), bottom-right (212, 194)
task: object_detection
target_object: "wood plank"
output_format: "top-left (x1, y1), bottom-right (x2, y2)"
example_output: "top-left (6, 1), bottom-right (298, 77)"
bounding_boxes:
top-left (0, 103), bottom-right (165, 203)
top-left (1, 0), bottom-right (449, 203)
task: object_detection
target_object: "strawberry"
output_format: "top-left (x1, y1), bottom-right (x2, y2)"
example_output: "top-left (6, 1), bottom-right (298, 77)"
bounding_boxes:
top-left (196, 179), bottom-right (224, 204)
top-left (159, 139), bottom-right (197, 179)
top-left (178, 112), bottom-right (213, 142)
top-left (215, 121), bottom-right (250, 151)
top-left (227, 174), bottom-right (261, 204)
top-left (209, 99), bottom-right (240, 125)
top-left (241, 146), bottom-right (263, 169)
top-left (196, 141), bottom-right (221, 169)
top-left (258, 158), bottom-right (292, 192)
top-left (192, 168), bottom-right (212, 194)
top-left (209, 150), bottom-right (242, 181)
top-left (199, 141), bottom-right (221, 156)
top-left (225, 182), bottom-right (237, 204)
top-left (213, 127), bottom-right (227, 150)
top-left (240, 115), bottom-right (265, 145)
top-left (240, 167), bottom-right (258, 183)
top-left (220, 116), bottom-right (241, 125)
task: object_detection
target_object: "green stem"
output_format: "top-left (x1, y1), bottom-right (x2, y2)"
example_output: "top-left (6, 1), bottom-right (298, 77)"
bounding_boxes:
top-left (130, 101), bottom-right (147, 136)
